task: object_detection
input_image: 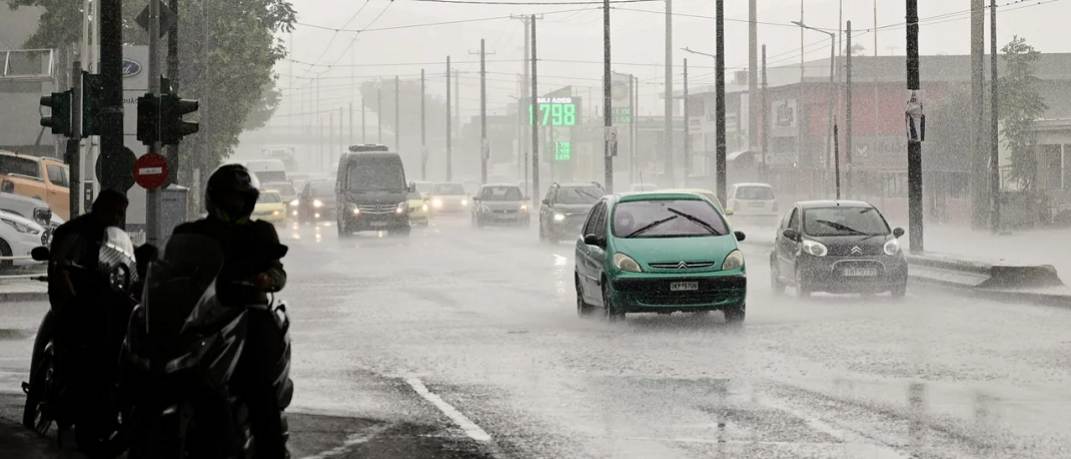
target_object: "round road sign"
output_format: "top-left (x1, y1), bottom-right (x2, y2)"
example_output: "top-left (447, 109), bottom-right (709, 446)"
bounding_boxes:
top-left (134, 153), bottom-right (169, 190)
top-left (96, 147), bottom-right (138, 192)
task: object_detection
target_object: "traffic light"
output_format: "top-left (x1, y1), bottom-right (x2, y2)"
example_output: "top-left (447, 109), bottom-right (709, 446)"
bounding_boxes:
top-left (81, 72), bottom-right (104, 137)
top-left (160, 93), bottom-right (199, 145)
top-left (40, 90), bottom-right (73, 136)
top-left (137, 93), bottom-right (160, 145)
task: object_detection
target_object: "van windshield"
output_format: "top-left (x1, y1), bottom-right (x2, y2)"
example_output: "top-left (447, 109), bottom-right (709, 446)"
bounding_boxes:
top-left (346, 159), bottom-right (406, 193)
top-left (255, 171), bottom-right (287, 183)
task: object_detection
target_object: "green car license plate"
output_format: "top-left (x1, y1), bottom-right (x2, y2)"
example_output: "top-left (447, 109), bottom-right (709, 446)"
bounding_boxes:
top-left (841, 267), bottom-right (877, 277)
top-left (670, 281), bottom-right (699, 292)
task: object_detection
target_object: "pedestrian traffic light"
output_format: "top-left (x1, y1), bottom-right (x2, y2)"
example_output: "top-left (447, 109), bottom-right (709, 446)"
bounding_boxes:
top-left (136, 93), bottom-right (160, 145)
top-left (40, 90), bottom-right (73, 136)
top-left (160, 93), bottom-right (199, 145)
top-left (81, 72), bottom-right (104, 137)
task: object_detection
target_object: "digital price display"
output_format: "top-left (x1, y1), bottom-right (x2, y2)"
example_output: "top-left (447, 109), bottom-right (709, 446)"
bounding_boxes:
top-left (529, 97), bottom-right (579, 126)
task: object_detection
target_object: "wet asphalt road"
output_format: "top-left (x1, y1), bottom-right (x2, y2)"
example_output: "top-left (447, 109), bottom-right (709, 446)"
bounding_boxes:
top-left (4, 215), bottom-right (1071, 458)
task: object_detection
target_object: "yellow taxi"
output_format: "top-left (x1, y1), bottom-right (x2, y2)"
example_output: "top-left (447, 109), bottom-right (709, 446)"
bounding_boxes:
top-left (253, 189), bottom-right (287, 224)
top-left (407, 191), bottom-right (430, 226)
top-left (662, 188), bottom-right (734, 228)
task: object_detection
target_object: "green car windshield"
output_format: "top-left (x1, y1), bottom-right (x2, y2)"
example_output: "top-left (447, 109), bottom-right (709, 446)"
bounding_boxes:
top-left (613, 199), bottom-right (729, 238)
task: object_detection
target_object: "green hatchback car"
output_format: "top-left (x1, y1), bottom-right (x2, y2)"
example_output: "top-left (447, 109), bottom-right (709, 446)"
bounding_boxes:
top-left (574, 192), bottom-right (748, 322)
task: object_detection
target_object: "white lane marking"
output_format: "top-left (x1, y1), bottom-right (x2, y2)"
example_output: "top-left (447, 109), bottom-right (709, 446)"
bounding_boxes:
top-left (405, 377), bottom-right (492, 442)
top-left (756, 394), bottom-right (913, 459)
top-left (299, 425), bottom-right (388, 459)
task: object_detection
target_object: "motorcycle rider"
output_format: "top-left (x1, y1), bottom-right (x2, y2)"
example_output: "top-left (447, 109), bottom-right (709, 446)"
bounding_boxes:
top-left (172, 164), bottom-right (293, 459)
top-left (47, 188), bottom-right (131, 451)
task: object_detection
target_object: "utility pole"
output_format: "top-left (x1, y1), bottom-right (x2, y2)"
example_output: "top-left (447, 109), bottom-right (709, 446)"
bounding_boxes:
top-left (834, 119), bottom-right (841, 198)
top-left (362, 97), bottom-right (366, 143)
top-left (989, 0), bottom-right (1000, 233)
top-left (421, 68), bottom-right (427, 181)
top-left (629, 73), bottom-right (635, 183)
top-left (167, 0), bottom-right (180, 187)
top-left (603, 0), bottom-right (613, 193)
top-left (377, 88), bottom-right (383, 143)
top-left (98, 0), bottom-right (124, 193)
top-left (664, 0), bottom-right (674, 186)
top-left (395, 75), bottom-right (400, 151)
top-left (970, 0), bottom-right (986, 229)
top-left (761, 44), bottom-right (769, 181)
top-left (338, 107), bottom-right (343, 160)
top-left (70, 60), bottom-right (82, 218)
top-left (715, 0), bottom-right (727, 204)
top-left (797, 0), bottom-right (804, 171)
top-left (846, 21), bottom-right (854, 199)
top-left (447, 56), bottom-right (453, 181)
top-left (531, 16), bottom-right (540, 207)
top-left (748, 0), bottom-right (758, 155)
top-left (349, 102), bottom-right (353, 147)
top-left (682, 58), bottom-right (689, 187)
top-left (511, 14), bottom-right (541, 193)
top-left (471, 39), bottom-right (494, 184)
top-left (147, 0), bottom-right (162, 244)
top-left (906, 0), bottom-right (923, 252)
top-left (330, 112), bottom-right (335, 167)
top-left (454, 69), bottom-right (460, 142)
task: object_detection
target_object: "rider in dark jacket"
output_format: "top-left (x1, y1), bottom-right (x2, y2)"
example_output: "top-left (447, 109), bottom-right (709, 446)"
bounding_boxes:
top-left (172, 164), bottom-right (293, 459)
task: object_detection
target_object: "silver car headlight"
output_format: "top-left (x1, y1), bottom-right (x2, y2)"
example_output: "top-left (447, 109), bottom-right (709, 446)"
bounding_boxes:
top-left (721, 250), bottom-right (744, 271)
top-left (1, 217), bottom-right (36, 234)
top-left (802, 240), bottom-right (828, 257)
top-left (613, 253), bottom-right (642, 273)
top-left (553, 213), bottom-right (566, 222)
top-left (884, 239), bottom-right (901, 256)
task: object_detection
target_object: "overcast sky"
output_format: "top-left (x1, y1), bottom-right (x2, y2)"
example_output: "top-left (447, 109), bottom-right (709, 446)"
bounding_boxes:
top-left (276, 0), bottom-right (1071, 122)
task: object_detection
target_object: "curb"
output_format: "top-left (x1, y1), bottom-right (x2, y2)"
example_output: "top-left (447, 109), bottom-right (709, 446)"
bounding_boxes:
top-left (0, 292), bottom-right (49, 302)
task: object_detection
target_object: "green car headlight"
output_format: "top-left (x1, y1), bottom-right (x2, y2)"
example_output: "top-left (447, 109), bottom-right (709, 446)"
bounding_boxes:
top-left (613, 253), bottom-right (642, 273)
top-left (721, 250), bottom-right (744, 271)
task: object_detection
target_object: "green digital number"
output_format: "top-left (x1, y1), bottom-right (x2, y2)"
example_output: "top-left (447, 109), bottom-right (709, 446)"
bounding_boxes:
top-left (563, 104), bottom-right (576, 126)
top-left (540, 104), bottom-right (551, 125)
top-left (551, 104), bottom-right (563, 125)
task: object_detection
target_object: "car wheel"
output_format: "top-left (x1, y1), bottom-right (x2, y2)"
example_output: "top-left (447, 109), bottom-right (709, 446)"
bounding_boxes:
top-left (770, 259), bottom-right (785, 296)
top-left (601, 282), bottom-right (625, 322)
top-left (795, 266), bottom-right (811, 299)
top-left (337, 219), bottom-right (351, 238)
top-left (0, 239), bottom-right (12, 272)
top-left (575, 276), bottom-right (595, 317)
top-left (891, 282), bottom-right (907, 299)
top-left (723, 303), bottom-right (746, 324)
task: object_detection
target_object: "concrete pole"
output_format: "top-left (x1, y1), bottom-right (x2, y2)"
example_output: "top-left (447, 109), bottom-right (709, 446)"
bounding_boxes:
top-left (664, 0), bottom-right (674, 186)
top-left (748, 0), bottom-right (758, 154)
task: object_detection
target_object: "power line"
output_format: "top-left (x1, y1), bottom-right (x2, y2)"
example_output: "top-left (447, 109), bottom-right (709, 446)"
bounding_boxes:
top-left (415, 0), bottom-right (656, 4)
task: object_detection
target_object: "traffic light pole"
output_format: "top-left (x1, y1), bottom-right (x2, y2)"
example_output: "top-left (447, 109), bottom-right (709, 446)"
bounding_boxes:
top-left (99, 0), bottom-right (125, 193)
top-left (167, 0), bottom-right (180, 187)
top-left (906, 0), bottom-right (924, 252)
top-left (70, 61), bottom-right (83, 218)
top-left (147, 0), bottom-right (163, 246)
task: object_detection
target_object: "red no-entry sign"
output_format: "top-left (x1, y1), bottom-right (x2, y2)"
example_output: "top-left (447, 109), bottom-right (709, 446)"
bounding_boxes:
top-left (134, 153), bottom-right (168, 190)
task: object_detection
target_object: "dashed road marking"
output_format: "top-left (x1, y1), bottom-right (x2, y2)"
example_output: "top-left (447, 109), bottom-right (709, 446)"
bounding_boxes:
top-left (405, 377), bottom-right (492, 442)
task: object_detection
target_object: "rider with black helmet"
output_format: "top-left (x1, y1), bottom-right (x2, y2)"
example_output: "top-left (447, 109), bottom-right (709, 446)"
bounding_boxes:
top-left (172, 164), bottom-right (293, 459)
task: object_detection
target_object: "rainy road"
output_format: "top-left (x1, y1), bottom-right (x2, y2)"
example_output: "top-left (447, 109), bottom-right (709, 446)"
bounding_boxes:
top-left (4, 216), bottom-right (1071, 458)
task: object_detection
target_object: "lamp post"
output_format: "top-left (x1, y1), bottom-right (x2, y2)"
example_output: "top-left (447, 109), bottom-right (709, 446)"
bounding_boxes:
top-left (792, 20), bottom-right (838, 197)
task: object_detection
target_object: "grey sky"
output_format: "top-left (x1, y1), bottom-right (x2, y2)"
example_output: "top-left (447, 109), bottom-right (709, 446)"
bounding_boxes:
top-left (278, 0), bottom-right (1071, 120)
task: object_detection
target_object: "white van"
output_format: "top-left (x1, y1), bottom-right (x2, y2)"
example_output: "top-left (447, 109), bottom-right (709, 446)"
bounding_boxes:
top-left (726, 182), bottom-right (778, 218)
top-left (236, 159), bottom-right (288, 184)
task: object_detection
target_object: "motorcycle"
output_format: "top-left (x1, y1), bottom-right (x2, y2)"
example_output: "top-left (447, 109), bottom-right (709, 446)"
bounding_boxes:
top-left (21, 227), bottom-right (141, 458)
top-left (120, 233), bottom-right (292, 459)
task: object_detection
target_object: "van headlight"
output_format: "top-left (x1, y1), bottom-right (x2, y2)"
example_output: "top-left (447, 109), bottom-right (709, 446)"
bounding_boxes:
top-left (884, 239), bottom-right (901, 256)
top-left (313, 199), bottom-right (324, 208)
top-left (802, 240), bottom-right (828, 257)
top-left (613, 253), bottom-right (642, 273)
top-left (396, 202), bottom-right (408, 214)
top-left (721, 250), bottom-right (744, 271)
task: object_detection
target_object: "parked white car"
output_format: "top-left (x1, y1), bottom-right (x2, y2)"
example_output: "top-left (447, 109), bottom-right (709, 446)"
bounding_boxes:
top-left (726, 183), bottom-right (779, 220)
top-left (0, 209), bottom-right (47, 270)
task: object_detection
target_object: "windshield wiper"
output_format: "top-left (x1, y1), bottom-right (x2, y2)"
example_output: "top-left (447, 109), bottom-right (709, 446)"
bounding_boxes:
top-left (815, 220), bottom-right (867, 235)
top-left (667, 208), bottom-right (723, 235)
top-left (627, 215), bottom-right (678, 238)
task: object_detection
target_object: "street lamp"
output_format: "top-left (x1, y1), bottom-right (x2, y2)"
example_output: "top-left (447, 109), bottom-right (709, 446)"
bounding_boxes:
top-left (792, 21), bottom-right (838, 198)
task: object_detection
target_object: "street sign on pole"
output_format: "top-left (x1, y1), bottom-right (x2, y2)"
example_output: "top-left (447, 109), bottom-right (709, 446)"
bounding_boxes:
top-left (97, 147), bottom-right (138, 192)
top-left (905, 90), bottom-right (926, 143)
top-left (134, 153), bottom-right (169, 190)
top-left (136, 2), bottom-right (176, 38)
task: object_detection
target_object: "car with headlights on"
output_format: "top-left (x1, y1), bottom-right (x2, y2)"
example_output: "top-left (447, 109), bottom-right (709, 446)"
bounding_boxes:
top-left (429, 182), bottom-right (470, 213)
top-left (770, 200), bottom-right (907, 299)
top-left (407, 191), bottom-right (430, 226)
top-left (295, 180), bottom-right (336, 225)
top-left (253, 189), bottom-right (287, 225)
top-left (0, 209), bottom-right (47, 271)
top-left (574, 192), bottom-right (748, 323)
top-left (539, 182), bottom-right (605, 242)
top-left (471, 184), bottom-right (529, 228)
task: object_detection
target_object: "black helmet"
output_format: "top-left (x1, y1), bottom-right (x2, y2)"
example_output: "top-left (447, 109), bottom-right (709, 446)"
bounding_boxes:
top-left (206, 164), bottom-right (260, 223)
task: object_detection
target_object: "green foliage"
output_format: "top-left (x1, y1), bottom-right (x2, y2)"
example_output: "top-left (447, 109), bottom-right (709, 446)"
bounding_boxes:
top-left (927, 83), bottom-right (980, 172)
top-left (9, 0), bottom-right (296, 183)
top-left (999, 36), bottom-right (1047, 191)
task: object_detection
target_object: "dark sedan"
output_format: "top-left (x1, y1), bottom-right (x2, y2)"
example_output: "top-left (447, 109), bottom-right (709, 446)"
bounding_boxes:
top-left (295, 180), bottom-right (337, 225)
top-left (471, 184), bottom-right (530, 228)
top-left (770, 200), bottom-right (907, 298)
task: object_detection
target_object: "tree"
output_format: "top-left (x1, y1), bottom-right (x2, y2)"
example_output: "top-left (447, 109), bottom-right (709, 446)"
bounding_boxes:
top-left (843, 43), bottom-right (865, 57)
top-left (999, 36), bottom-right (1047, 191)
top-left (9, 0), bottom-right (296, 183)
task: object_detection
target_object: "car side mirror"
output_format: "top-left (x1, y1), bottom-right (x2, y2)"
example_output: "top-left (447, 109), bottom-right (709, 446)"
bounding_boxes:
top-left (782, 228), bottom-right (800, 241)
top-left (734, 231), bottom-right (746, 242)
top-left (408, 182), bottom-right (416, 193)
top-left (893, 227), bottom-right (905, 238)
top-left (33, 207), bottom-right (52, 225)
top-left (542, 198), bottom-right (550, 206)
top-left (583, 234), bottom-right (601, 246)
top-left (724, 208), bottom-right (734, 216)
top-left (31, 246), bottom-right (49, 262)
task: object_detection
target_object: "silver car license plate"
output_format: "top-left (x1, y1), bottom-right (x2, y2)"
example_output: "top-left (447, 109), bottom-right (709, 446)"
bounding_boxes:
top-left (370, 221), bottom-right (389, 227)
top-left (670, 281), bottom-right (699, 292)
top-left (841, 267), bottom-right (877, 277)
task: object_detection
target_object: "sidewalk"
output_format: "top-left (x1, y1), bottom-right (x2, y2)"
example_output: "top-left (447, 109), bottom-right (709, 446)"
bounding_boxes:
top-left (0, 280), bottom-right (47, 302)
top-left (0, 418), bottom-right (78, 459)
top-left (907, 225), bottom-right (1071, 279)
